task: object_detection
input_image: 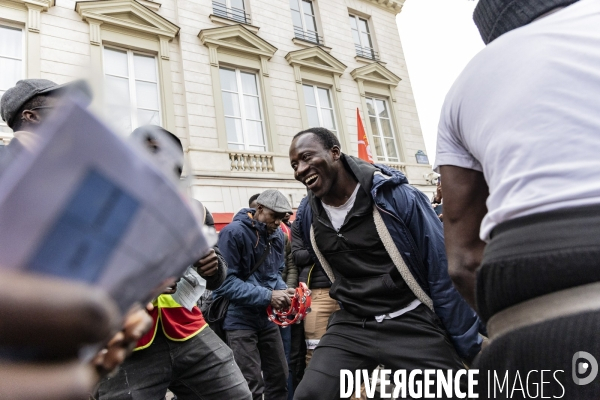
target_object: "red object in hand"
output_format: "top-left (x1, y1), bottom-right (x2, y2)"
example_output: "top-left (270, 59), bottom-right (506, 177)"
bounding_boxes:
top-left (267, 283), bottom-right (312, 327)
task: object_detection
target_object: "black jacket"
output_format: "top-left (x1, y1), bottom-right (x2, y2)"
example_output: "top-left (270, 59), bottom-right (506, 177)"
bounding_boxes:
top-left (292, 220), bottom-right (331, 289)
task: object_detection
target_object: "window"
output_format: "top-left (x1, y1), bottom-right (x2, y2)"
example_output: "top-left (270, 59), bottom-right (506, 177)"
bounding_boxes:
top-left (212, 0), bottom-right (249, 24)
top-left (349, 15), bottom-right (378, 60)
top-left (0, 25), bottom-right (23, 130)
top-left (220, 67), bottom-right (266, 151)
top-left (290, 0), bottom-right (322, 45)
top-left (303, 84), bottom-right (337, 135)
top-left (366, 97), bottom-right (399, 162)
top-left (103, 47), bottom-right (161, 133)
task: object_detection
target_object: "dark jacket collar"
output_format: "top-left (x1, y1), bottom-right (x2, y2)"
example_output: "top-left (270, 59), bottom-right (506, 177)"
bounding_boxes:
top-left (307, 154), bottom-right (379, 222)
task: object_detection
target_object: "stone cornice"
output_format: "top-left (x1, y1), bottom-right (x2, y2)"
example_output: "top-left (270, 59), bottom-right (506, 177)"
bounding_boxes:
top-left (362, 0), bottom-right (404, 14)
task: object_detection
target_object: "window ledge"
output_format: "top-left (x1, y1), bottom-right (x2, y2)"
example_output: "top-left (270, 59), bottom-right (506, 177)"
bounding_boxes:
top-left (209, 14), bottom-right (259, 33)
top-left (291, 37), bottom-right (331, 53)
top-left (355, 55), bottom-right (385, 64)
top-left (137, 0), bottom-right (161, 11)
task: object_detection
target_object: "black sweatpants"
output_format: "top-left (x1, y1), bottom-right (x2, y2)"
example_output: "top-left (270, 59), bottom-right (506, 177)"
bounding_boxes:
top-left (294, 305), bottom-right (464, 400)
top-left (227, 324), bottom-right (288, 400)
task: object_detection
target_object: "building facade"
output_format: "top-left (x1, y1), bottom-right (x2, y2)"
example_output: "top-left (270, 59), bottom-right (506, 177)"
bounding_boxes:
top-left (0, 0), bottom-right (436, 218)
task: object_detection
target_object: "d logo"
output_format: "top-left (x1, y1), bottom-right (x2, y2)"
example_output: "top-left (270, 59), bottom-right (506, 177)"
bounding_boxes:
top-left (572, 351), bottom-right (598, 385)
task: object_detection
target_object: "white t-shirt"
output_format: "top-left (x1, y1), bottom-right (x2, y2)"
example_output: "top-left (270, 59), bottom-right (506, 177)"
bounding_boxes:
top-left (322, 183), bottom-right (360, 231)
top-left (435, 0), bottom-right (600, 241)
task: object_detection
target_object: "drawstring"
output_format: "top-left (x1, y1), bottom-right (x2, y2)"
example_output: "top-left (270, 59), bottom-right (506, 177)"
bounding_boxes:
top-left (362, 318), bottom-right (366, 328)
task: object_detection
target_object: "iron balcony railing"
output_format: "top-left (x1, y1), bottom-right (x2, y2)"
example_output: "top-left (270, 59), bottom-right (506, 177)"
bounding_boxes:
top-left (212, 1), bottom-right (251, 25)
top-left (355, 44), bottom-right (380, 61)
top-left (293, 26), bottom-right (324, 46)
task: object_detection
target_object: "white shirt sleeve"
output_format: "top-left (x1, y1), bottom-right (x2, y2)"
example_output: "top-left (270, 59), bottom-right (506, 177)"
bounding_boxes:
top-left (433, 100), bottom-right (483, 173)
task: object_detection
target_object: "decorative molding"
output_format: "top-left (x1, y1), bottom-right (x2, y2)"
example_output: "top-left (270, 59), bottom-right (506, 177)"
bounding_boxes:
top-left (208, 14), bottom-right (259, 34)
top-left (26, 3), bottom-right (43, 32)
top-left (75, 0), bottom-right (180, 44)
top-left (87, 18), bottom-right (103, 45)
top-left (361, 0), bottom-right (404, 14)
top-left (229, 152), bottom-right (274, 172)
top-left (355, 55), bottom-right (386, 65)
top-left (260, 55), bottom-right (269, 77)
top-left (158, 35), bottom-right (169, 59)
top-left (207, 43), bottom-right (219, 66)
top-left (356, 78), bottom-right (365, 97)
top-left (291, 37), bottom-right (331, 53)
top-left (333, 74), bottom-right (341, 92)
top-left (293, 65), bottom-right (302, 84)
top-left (137, 0), bottom-right (160, 11)
top-left (285, 46), bottom-right (346, 75)
top-left (14, 0), bottom-right (53, 32)
top-left (198, 25), bottom-right (277, 59)
top-left (350, 62), bottom-right (401, 87)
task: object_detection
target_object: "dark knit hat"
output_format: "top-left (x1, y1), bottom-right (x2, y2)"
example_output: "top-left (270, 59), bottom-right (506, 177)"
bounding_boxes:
top-left (473, 0), bottom-right (579, 44)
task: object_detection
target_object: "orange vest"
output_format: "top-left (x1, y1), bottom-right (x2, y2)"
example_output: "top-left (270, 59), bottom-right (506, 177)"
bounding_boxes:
top-left (134, 294), bottom-right (208, 351)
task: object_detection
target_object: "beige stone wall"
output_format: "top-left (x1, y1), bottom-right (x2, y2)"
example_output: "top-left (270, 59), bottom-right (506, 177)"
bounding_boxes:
top-left (0, 0), bottom-right (436, 211)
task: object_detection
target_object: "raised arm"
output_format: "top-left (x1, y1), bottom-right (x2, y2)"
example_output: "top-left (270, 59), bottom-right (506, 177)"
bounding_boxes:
top-left (439, 165), bottom-right (489, 309)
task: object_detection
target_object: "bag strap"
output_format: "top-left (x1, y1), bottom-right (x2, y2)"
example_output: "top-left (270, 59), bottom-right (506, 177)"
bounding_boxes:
top-left (243, 239), bottom-right (272, 281)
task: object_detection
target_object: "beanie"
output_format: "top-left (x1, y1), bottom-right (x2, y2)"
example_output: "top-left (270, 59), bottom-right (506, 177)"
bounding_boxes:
top-left (473, 0), bottom-right (579, 44)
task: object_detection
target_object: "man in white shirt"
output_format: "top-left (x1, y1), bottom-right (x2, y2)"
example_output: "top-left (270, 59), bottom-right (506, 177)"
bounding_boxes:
top-left (436, 0), bottom-right (600, 397)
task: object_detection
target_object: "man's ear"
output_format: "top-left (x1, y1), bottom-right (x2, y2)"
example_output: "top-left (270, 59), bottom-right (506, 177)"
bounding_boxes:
top-left (330, 145), bottom-right (341, 161)
top-left (21, 110), bottom-right (42, 126)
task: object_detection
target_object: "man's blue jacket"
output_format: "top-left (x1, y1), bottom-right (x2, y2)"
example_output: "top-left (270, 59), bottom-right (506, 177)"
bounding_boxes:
top-left (214, 208), bottom-right (287, 331)
top-left (295, 156), bottom-right (483, 360)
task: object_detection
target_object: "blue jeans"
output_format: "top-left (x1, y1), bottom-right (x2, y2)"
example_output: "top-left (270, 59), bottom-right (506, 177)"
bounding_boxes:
top-left (279, 325), bottom-right (294, 400)
top-left (96, 327), bottom-right (251, 400)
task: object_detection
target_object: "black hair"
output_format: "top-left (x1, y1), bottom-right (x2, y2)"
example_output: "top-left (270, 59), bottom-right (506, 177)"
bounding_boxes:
top-left (248, 193), bottom-right (260, 207)
top-left (293, 127), bottom-right (341, 151)
top-left (10, 94), bottom-right (49, 131)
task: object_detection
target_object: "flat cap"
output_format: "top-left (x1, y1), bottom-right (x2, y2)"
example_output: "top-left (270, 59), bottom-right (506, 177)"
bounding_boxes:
top-left (1, 79), bottom-right (92, 128)
top-left (256, 190), bottom-right (293, 214)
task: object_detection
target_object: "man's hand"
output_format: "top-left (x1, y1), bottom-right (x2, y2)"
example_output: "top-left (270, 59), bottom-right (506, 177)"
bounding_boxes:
top-left (271, 290), bottom-right (292, 310)
top-left (92, 304), bottom-right (153, 376)
top-left (194, 249), bottom-right (219, 277)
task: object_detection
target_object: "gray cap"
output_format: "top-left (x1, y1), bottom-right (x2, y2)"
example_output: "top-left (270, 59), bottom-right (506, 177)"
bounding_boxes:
top-left (1, 79), bottom-right (92, 128)
top-left (256, 190), bottom-right (293, 214)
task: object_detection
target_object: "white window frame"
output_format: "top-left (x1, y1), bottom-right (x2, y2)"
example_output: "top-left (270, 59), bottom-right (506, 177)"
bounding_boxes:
top-left (303, 84), bottom-right (338, 136)
top-left (366, 96), bottom-right (400, 162)
top-left (290, 0), bottom-right (320, 42)
top-left (102, 46), bottom-right (162, 131)
top-left (0, 23), bottom-right (26, 133)
top-left (349, 14), bottom-right (373, 49)
top-left (220, 67), bottom-right (268, 152)
top-left (212, 0), bottom-right (248, 24)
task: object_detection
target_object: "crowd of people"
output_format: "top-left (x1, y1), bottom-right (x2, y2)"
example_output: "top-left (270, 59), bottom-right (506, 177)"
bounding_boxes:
top-left (1, 0), bottom-right (600, 398)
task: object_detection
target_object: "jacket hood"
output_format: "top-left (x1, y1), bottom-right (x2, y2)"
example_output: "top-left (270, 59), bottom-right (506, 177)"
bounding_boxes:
top-left (232, 207), bottom-right (270, 238)
top-left (371, 162), bottom-right (409, 198)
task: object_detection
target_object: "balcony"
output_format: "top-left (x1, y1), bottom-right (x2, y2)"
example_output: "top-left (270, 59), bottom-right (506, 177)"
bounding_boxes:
top-left (229, 152), bottom-right (274, 172)
top-left (355, 44), bottom-right (380, 61)
top-left (212, 1), bottom-right (251, 25)
top-left (379, 161), bottom-right (407, 174)
top-left (293, 27), bottom-right (324, 46)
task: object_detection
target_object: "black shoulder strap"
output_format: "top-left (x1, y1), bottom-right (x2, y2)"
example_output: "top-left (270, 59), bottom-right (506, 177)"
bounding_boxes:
top-left (243, 240), bottom-right (272, 281)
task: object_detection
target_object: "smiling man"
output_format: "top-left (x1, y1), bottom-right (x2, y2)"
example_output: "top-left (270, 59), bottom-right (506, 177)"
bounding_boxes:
top-left (214, 190), bottom-right (295, 400)
top-left (289, 128), bottom-right (482, 400)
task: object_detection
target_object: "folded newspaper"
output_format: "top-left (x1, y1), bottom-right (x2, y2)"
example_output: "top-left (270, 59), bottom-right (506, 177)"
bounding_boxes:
top-left (0, 99), bottom-right (212, 313)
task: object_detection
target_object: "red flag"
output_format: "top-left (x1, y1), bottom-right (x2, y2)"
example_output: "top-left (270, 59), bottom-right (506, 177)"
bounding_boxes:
top-left (357, 108), bottom-right (374, 163)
